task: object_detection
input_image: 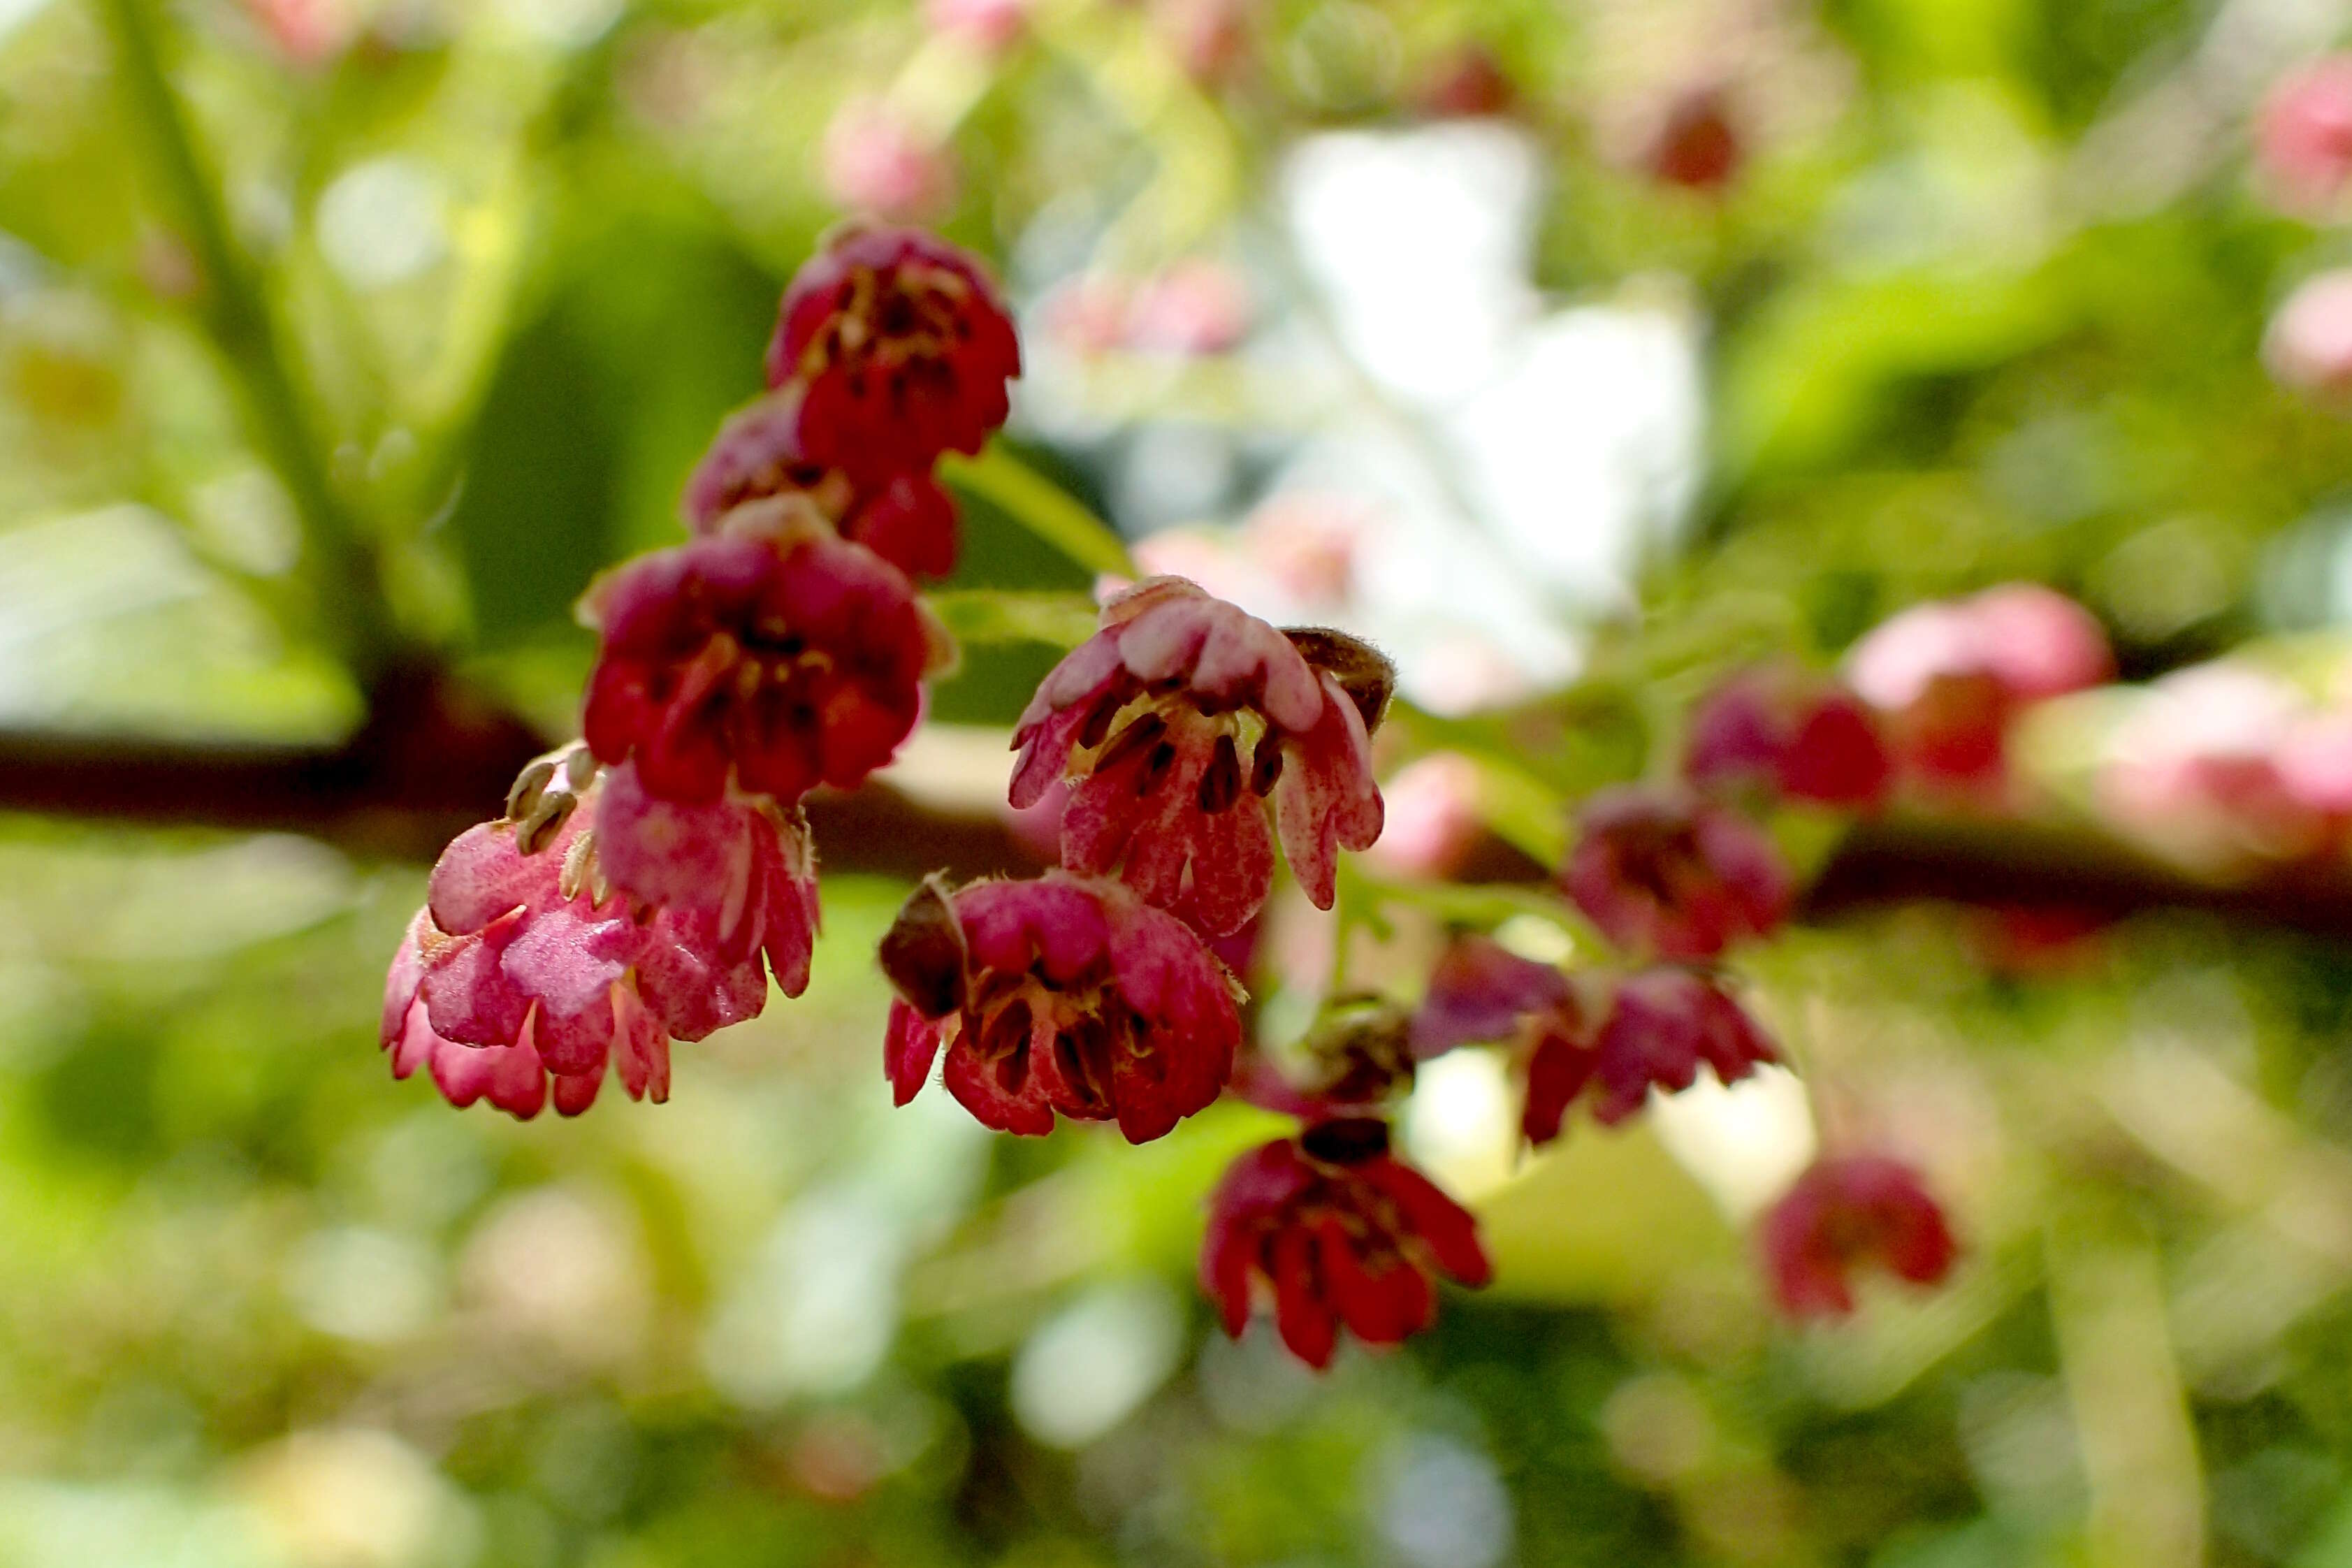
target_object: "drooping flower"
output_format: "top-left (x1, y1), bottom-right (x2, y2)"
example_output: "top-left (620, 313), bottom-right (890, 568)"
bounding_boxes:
top-left (593, 758), bottom-right (822, 1002)
top-left (1845, 583), bottom-right (2112, 792)
top-left (878, 872), bottom-right (1243, 1143)
top-left (581, 506), bottom-right (941, 806)
top-left (2259, 57), bottom-right (2352, 217)
top-left (1684, 662), bottom-right (1892, 810)
top-left (1415, 938), bottom-right (1778, 1143)
top-left (381, 801), bottom-right (781, 1119)
top-left (764, 226), bottom-right (1020, 484)
top-left (1200, 1117), bottom-right (1490, 1369)
top-left (1009, 577), bottom-right (1388, 936)
top-left (1758, 1154), bottom-right (1958, 1319)
top-left (1234, 995), bottom-right (1419, 1121)
top-left (680, 390), bottom-right (961, 579)
top-left (1562, 786), bottom-right (1791, 961)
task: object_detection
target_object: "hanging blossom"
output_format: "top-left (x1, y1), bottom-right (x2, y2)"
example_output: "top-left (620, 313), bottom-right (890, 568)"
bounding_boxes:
top-left (878, 872), bottom-right (1244, 1143)
top-left (681, 385), bottom-right (961, 581)
top-left (764, 224), bottom-right (1022, 484)
top-left (1009, 576), bottom-right (1388, 937)
top-left (380, 769), bottom-right (814, 1119)
top-left (1845, 583), bottom-right (2112, 793)
top-left (1757, 1154), bottom-right (1958, 1318)
top-left (1231, 994), bottom-right (1420, 1123)
top-left (1416, 936), bottom-right (1779, 1144)
top-left (581, 501), bottom-right (947, 807)
top-left (1200, 1117), bottom-right (1491, 1369)
top-left (1684, 662), bottom-right (1892, 811)
top-left (1562, 785), bottom-right (1791, 962)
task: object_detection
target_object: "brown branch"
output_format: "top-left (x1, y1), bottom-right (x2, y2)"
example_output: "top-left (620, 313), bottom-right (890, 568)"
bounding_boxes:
top-left (6, 676), bottom-right (2352, 938)
top-left (0, 662), bottom-right (1040, 876)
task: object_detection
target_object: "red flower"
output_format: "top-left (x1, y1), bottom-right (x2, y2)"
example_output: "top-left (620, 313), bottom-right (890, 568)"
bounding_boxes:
top-left (2260, 57), bottom-right (2352, 217)
top-left (593, 759), bottom-right (822, 1001)
top-left (381, 801), bottom-right (781, 1119)
top-left (878, 873), bottom-right (1243, 1143)
top-left (1684, 662), bottom-right (1892, 810)
top-left (1010, 577), bottom-right (1388, 937)
top-left (1845, 583), bottom-right (2111, 792)
top-left (1562, 786), bottom-right (1791, 961)
top-left (582, 511), bottom-right (939, 806)
top-left (1758, 1155), bottom-right (1958, 1319)
top-left (764, 226), bottom-right (1020, 484)
top-left (1648, 87), bottom-right (1741, 192)
top-left (1416, 938), bottom-right (1779, 1144)
top-left (1200, 1117), bottom-right (1490, 1369)
top-left (680, 390), bottom-right (961, 580)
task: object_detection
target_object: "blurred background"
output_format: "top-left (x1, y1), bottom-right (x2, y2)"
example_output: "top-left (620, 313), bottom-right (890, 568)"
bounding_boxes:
top-left (15, 0), bottom-right (2352, 1563)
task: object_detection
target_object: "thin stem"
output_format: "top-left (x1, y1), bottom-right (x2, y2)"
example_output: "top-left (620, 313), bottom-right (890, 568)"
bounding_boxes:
top-left (941, 445), bottom-right (1140, 579)
top-left (101, 0), bottom-right (398, 678)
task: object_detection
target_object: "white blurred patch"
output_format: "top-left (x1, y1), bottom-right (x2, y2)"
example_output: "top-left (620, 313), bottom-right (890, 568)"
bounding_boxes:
top-left (235, 1428), bottom-right (477, 1568)
top-left (493, 0), bottom-right (623, 49)
top-left (286, 1225), bottom-right (442, 1344)
top-left (1009, 1279), bottom-right (1184, 1449)
top-left (317, 159), bottom-right (449, 290)
top-left (1645, 1064), bottom-right (1817, 1224)
top-left (1282, 124), bottom-right (1541, 407)
top-left (1402, 1048), bottom-right (1518, 1202)
top-left (1365, 1433), bottom-right (1514, 1568)
top-left (703, 1187), bottom-right (903, 1404)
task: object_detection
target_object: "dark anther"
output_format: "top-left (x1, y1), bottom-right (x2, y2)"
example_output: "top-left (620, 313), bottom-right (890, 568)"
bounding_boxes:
top-left (1249, 738), bottom-right (1286, 797)
top-left (1094, 711), bottom-right (1168, 775)
top-left (1198, 733), bottom-right (1243, 814)
top-left (1300, 1116), bottom-right (1392, 1166)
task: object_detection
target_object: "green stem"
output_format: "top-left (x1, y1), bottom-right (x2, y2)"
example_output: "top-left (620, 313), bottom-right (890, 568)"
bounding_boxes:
top-left (941, 446), bottom-right (1139, 580)
top-left (101, 0), bottom-right (398, 678)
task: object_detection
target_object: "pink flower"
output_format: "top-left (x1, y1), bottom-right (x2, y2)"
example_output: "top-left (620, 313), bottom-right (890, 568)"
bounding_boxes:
top-left (1846, 584), bottom-right (2112, 790)
top-left (764, 226), bottom-right (1021, 484)
top-left (820, 99), bottom-right (956, 223)
top-left (1562, 787), bottom-right (1791, 961)
top-left (380, 804), bottom-right (781, 1119)
top-left (581, 511), bottom-right (938, 806)
top-left (1200, 1117), bottom-right (1490, 1370)
top-left (681, 391), bottom-right (960, 579)
top-left (2098, 665), bottom-right (2337, 868)
top-left (2259, 57), bottom-right (2352, 217)
top-left (593, 759), bottom-right (821, 1002)
top-left (1416, 939), bottom-right (1778, 1143)
top-left (1364, 753), bottom-right (1483, 879)
top-left (1758, 1155), bottom-right (1957, 1319)
top-left (877, 873), bottom-right (1243, 1142)
top-left (1009, 577), bottom-right (1388, 936)
top-left (1127, 260), bottom-right (1251, 356)
top-left (1684, 662), bottom-right (1892, 810)
top-left (2267, 270), bottom-right (2352, 400)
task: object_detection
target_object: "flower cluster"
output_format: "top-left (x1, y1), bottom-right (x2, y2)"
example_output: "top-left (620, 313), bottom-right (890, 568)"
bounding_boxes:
top-left (876, 564), bottom-right (1490, 1368)
top-left (383, 226), bottom-right (1017, 1117)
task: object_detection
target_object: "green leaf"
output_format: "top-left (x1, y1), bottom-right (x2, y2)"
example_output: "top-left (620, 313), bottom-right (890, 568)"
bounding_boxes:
top-left (924, 588), bottom-right (1099, 650)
